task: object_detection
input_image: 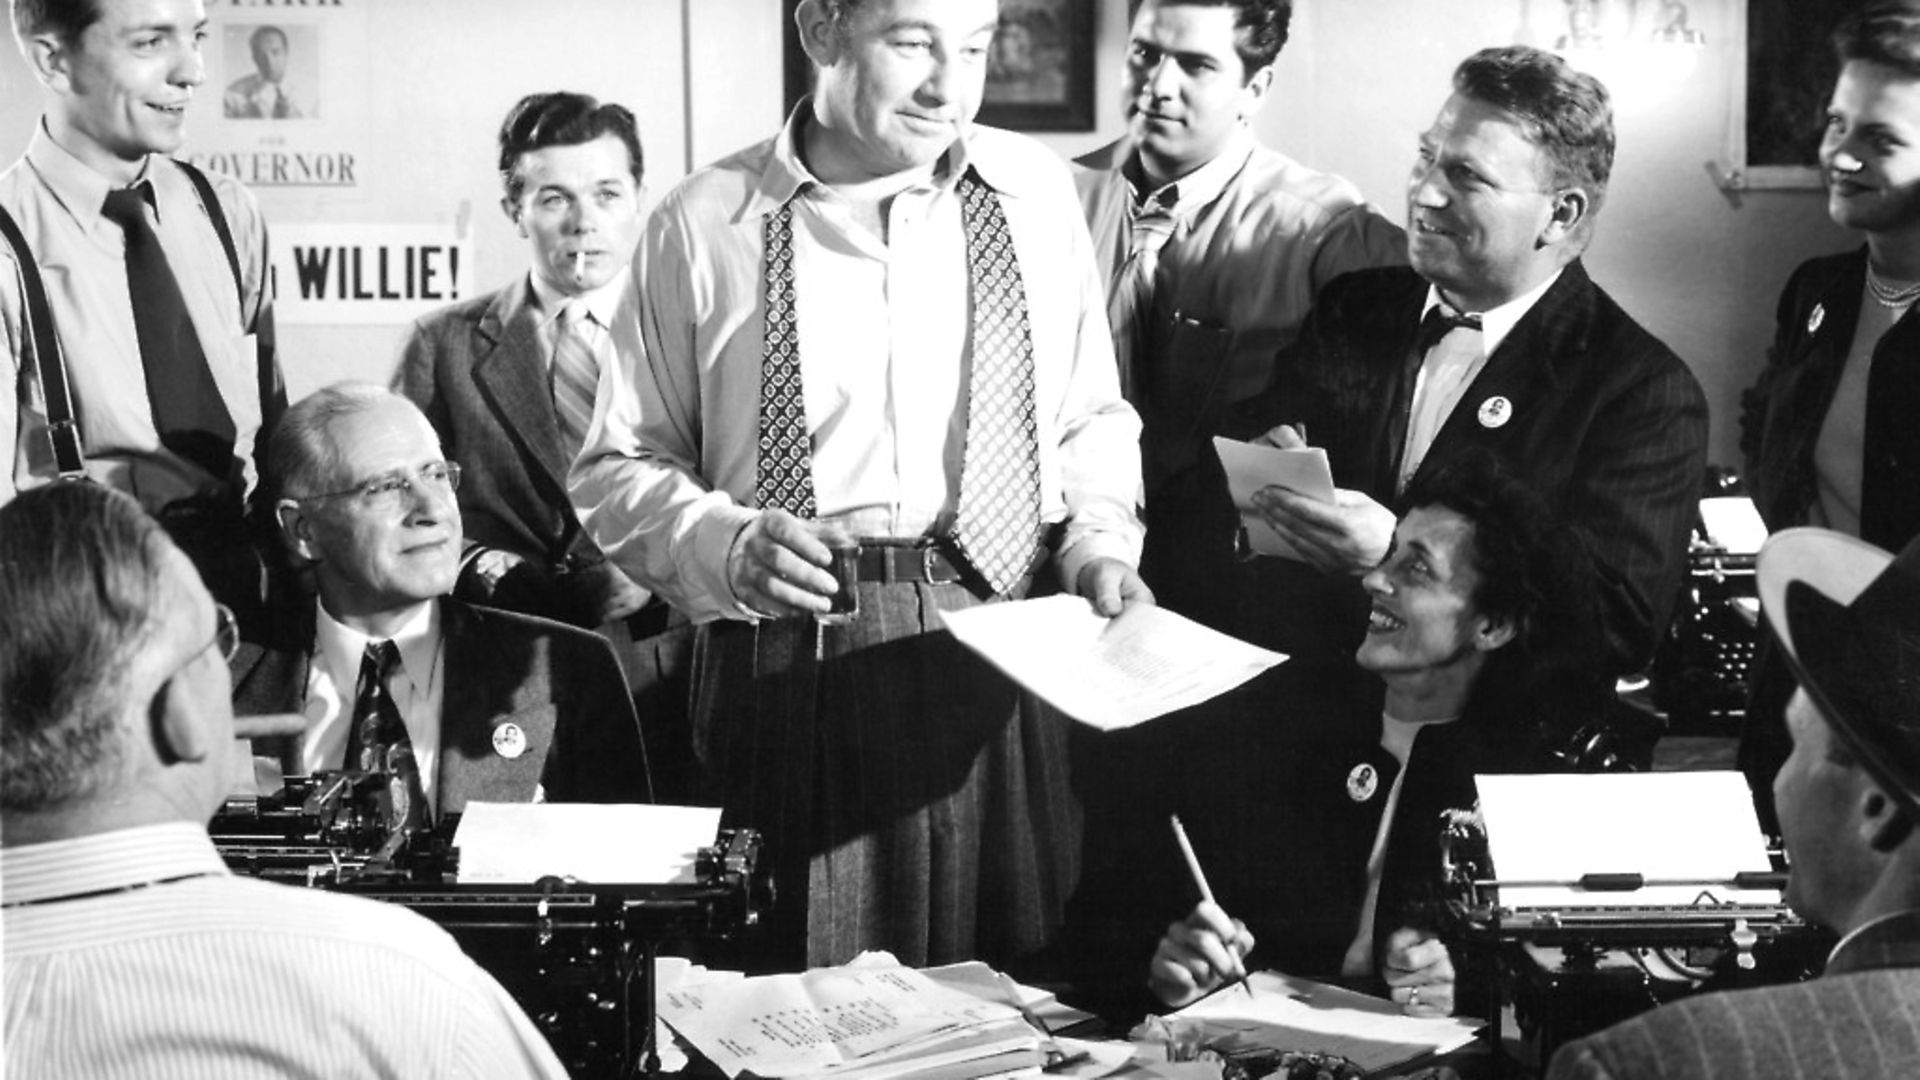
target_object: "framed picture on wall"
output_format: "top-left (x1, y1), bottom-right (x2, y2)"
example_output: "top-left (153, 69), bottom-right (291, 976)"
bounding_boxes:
top-left (781, 0), bottom-right (1096, 133)
top-left (1728, 0), bottom-right (1858, 190)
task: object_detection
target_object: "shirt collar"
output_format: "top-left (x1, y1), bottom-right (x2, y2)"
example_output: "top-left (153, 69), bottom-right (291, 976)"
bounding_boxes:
top-left (744, 97), bottom-right (1033, 220)
top-left (527, 266), bottom-right (630, 330)
top-left (1124, 126), bottom-right (1254, 218)
top-left (1420, 268), bottom-right (1563, 358)
top-left (1, 823), bottom-right (229, 906)
top-left (1826, 909), bottom-right (1920, 976)
top-left (25, 119), bottom-right (160, 233)
top-left (313, 597), bottom-right (443, 701)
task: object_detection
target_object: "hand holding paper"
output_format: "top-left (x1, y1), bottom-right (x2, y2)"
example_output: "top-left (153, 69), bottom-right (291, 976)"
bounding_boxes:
top-left (1211, 436), bottom-right (1336, 563)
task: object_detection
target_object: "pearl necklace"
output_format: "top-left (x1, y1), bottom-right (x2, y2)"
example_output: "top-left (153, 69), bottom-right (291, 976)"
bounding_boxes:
top-left (1866, 263), bottom-right (1920, 310)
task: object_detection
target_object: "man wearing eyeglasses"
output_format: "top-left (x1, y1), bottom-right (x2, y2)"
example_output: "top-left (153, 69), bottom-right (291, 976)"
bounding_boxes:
top-left (0, 481), bottom-right (569, 1078)
top-left (232, 382), bottom-right (649, 817)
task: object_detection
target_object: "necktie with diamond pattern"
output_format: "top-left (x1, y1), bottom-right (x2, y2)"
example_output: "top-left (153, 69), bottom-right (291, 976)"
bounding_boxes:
top-left (755, 171), bottom-right (1042, 595)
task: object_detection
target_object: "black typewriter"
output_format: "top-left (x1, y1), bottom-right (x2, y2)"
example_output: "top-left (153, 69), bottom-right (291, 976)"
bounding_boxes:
top-left (212, 773), bottom-right (765, 1077)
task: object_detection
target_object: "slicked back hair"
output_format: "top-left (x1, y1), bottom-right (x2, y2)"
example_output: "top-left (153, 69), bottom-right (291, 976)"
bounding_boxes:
top-left (497, 91), bottom-right (644, 208)
top-left (0, 483), bottom-right (169, 811)
top-left (11, 0), bottom-right (101, 51)
top-left (1453, 45), bottom-right (1614, 217)
top-left (1127, 0), bottom-right (1292, 74)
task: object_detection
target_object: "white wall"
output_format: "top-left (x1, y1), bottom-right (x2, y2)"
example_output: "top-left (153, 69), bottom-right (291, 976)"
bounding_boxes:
top-left (2, 0), bottom-right (1854, 466)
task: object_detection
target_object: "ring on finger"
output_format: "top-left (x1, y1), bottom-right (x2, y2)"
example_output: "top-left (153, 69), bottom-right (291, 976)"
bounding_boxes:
top-left (1409, 987), bottom-right (1420, 1007)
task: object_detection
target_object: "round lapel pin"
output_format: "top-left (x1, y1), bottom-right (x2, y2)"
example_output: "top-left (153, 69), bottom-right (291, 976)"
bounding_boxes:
top-left (491, 722), bottom-right (528, 760)
top-left (1477, 395), bottom-right (1512, 429)
top-left (1808, 303), bottom-right (1825, 335)
top-left (1346, 762), bottom-right (1379, 802)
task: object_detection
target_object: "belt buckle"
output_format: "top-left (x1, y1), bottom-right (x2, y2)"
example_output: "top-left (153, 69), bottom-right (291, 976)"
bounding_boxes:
top-left (920, 544), bottom-right (943, 584)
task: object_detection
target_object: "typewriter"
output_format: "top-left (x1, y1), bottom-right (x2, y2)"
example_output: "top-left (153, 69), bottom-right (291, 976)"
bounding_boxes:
top-left (1652, 482), bottom-right (1766, 734)
top-left (1433, 775), bottom-right (1827, 1072)
top-left (211, 773), bottom-right (765, 1077)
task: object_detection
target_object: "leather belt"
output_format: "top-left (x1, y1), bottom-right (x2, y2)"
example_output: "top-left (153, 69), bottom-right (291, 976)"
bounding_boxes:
top-left (851, 542), bottom-right (969, 586)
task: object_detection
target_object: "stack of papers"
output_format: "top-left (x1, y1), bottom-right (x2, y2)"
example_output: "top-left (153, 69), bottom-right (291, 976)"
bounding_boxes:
top-left (1157, 971), bottom-right (1482, 1076)
top-left (657, 952), bottom-right (1049, 1079)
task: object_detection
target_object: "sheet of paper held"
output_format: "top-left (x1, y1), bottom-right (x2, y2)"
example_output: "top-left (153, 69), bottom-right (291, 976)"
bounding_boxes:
top-left (938, 595), bottom-right (1285, 729)
top-left (1172, 970), bottom-right (1482, 1074)
top-left (1475, 771), bottom-right (1780, 909)
top-left (452, 802), bottom-right (721, 884)
top-left (1211, 436), bottom-right (1337, 561)
top-left (656, 954), bottom-right (1026, 1078)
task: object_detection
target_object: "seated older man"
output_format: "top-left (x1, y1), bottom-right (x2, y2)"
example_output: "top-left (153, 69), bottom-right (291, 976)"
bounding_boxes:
top-left (234, 383), bottom-right (649, 831)
top-left (1133, 452), bottom-right (1609, 1015)
top-left (0, 482), bottom-right (568, 1077)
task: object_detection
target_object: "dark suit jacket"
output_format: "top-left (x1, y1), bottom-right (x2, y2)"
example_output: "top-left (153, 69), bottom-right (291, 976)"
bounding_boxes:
top-left (393, 277), bottom-right (630, 627)
top-left (1741, 247), bottom-right (1920, 550)
top-left (1242, 262), bottom-right (1708, 676)
top-left (1737, 249), bottom-right (1920, 822)
top-left (231, 596), bottom-right (652, 816)
top-left (1547, 910), bottom-right (1920, 1079)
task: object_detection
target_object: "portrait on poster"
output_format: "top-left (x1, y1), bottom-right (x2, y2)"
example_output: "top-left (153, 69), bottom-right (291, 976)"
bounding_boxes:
top-left (222, 23), bottom-right (320, 122)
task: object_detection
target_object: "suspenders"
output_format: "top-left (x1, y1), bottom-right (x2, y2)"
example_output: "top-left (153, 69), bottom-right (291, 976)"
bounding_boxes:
top-left (0, 159), bottom-right (249, 479)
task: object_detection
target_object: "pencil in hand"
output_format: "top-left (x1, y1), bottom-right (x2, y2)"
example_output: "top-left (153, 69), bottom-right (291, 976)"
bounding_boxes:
top-left (1169, 814), bottom-right (1254, 996)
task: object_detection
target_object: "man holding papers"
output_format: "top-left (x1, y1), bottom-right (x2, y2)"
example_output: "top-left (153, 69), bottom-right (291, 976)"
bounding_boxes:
top-left (1141, 456), bottom-right (1603, 1014)
top-left (1237, 45), bottom-right (1705, 680)
top-left (1549, 528), bottom-right (1920, 1078)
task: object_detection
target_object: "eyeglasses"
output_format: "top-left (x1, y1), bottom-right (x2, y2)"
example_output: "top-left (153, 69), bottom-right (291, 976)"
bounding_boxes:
top-left (295, 461), bottom-right (462, 513)
top-left (210, 602), bottom-right (240, 664)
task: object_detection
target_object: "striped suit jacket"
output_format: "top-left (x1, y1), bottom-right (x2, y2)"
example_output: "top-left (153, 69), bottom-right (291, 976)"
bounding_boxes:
top-left (1548, 911), bottom-right (1920, 1079)
top-left (1245, 261), bottom-right (1708, 675)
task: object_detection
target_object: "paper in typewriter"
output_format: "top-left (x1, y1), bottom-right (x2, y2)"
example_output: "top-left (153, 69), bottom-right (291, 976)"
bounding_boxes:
top-left (451, 802), bottom-right (721, 884)
top-left (1476, 771), bottom-right (1780, 909)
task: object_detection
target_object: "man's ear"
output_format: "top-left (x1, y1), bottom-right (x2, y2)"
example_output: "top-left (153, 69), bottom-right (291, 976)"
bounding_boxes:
top-left (500, 194), bottom-right (523, 231)
top-left (795, 0), bottom-right (841, 69)
top-left (1538, 187), bottom-right (1590, 247)
top-left (149, 674), bottom-right (212, 768)
top-left (275, 498), bottom-right (322, 565)
top-left (1860, 785), bottom-right (1916, 852)
top-left (1238, 64), bottom-right (1275, 122)
top-left (26, 32), bottom-right (72, 92)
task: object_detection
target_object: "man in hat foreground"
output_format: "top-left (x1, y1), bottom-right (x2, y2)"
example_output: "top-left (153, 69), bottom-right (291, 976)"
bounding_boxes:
top-left (1548, 526), bottom-right (1920, 1079)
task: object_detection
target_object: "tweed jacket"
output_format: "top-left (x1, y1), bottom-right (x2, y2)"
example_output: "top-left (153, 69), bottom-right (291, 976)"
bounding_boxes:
top-left (231, 596), bottom-right (651, 816)
top-left (393, 276), bottom-right (639, 626)
top-left (1242, 261), bottom-right (1708, 676)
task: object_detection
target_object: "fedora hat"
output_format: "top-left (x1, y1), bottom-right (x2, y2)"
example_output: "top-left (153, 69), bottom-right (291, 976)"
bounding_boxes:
top-left (1758, 527), bottom-right (1920, 812)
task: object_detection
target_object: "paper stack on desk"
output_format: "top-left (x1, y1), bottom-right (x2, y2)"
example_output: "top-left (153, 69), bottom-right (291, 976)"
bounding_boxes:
top-left (657, 952), bottom-right (1051, 1079)
top-left (1157, 971), bottom-right (1482, 1076)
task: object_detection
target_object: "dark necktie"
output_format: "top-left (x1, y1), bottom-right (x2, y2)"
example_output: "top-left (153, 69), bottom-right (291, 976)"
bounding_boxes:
top-left (1387, 305), bottom-right (1483, 488)
top-left (271, 87), bottom-right (290, 119)
top-left (344, 640), bottom-right (429, 838)
top-left (99, 183), bottom-right (237, 485)
top-left (756, 172), bottom-right (1043, 595)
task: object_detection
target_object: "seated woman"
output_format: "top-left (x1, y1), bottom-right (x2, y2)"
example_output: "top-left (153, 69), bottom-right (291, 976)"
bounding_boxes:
top-left (1142, 452), bottom-right (1608, 1016)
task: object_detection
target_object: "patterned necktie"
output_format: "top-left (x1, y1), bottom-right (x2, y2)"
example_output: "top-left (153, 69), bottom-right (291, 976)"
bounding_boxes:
top-left (551, 301), bottom-right (601, 454)
top-left (99, 183), bottom-right (237, 484)
top-left (1389, 304), bottom-right (1484, 492)
top-left (344, 640), bottom-right (429, 837)
top-left (755, 173), bottom-right (1042, 595)
top-left (1106, 190), bottom-right (1179, 399)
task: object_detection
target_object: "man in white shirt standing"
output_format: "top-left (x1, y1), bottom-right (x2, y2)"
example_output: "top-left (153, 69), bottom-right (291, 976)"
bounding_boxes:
top-left (571, 0), bottom-right (1148, 971)
top-left (0, 481), bottom-right (568, 1079)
